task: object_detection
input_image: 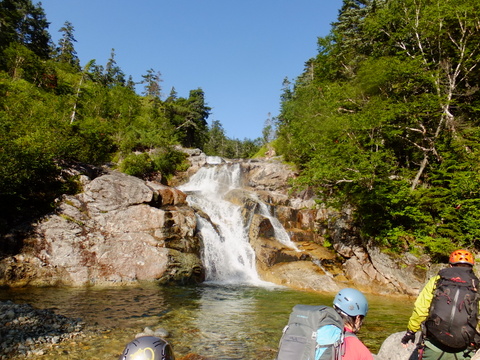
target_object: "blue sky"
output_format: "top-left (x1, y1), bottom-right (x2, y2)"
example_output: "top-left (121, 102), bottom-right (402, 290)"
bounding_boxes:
top-left (40, 0), bottom-right (343, 140)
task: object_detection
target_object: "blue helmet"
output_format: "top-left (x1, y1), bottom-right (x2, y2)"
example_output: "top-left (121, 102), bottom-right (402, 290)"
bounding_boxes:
top-left (333, 288), bottom-right (369, 317)
top-left (119, 336), bottom-right (175, 360)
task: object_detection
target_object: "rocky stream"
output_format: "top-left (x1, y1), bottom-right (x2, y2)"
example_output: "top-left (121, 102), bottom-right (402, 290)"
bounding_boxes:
top-left (1, 148), bottom-right (479, 359)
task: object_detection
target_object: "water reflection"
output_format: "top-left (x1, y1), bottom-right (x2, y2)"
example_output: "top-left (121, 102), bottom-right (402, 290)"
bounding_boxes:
top-left (0, 284), bottom-right (413, 359)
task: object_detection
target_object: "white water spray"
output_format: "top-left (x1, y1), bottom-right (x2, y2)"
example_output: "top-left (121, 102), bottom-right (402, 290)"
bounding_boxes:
top-left (178, 162), bottom-right (297, 285)
top-left (255, 200), bottom-right (299, 251)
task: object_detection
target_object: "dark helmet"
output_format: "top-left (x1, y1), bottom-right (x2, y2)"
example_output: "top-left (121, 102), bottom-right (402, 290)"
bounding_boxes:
top-left (333, 288), bottom-right (369, 317)
top-left (119, 336), bottom-right (175, 360)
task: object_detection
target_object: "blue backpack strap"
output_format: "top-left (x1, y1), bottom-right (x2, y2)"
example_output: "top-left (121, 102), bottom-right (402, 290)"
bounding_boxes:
top-left (315, 324), bottom-right (344, 360)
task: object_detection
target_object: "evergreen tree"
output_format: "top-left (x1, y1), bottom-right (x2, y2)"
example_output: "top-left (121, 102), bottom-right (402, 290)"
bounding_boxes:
top-left (55, 21), bottom-right (80, 70)
top-left (141, 68), bottom-right (162, 98)
top-left (165, 87), bottom-right (178, 102)
top-left (180, 88), bottom-right (210, 149)
top-left (104, 48), bottom-right (125, 86)
top-left (262, 113), bottom-right (275, 145)
top-left (125, 75), bottom-right (136, 91)
top-left (277, 0), bottom-right (480, 255)
top-left (204, 120), bottom-right (227, 156)
top-left (0, 0), bottom-right (51, 68)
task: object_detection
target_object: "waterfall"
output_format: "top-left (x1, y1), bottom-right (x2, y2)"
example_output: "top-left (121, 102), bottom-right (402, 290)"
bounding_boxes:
top-left (178, 160), bottom-right (296, 285)
top-left (255, 200), bottom-right (299, 251)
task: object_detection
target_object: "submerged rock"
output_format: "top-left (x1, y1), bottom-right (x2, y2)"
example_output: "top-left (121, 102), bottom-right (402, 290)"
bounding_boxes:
top-left (0, 300), bottom-right (86, 359)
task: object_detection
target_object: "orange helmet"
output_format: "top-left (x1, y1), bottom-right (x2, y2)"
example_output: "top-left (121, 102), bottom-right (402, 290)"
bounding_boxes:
top-left (449, 249), bottom-right (474, 266)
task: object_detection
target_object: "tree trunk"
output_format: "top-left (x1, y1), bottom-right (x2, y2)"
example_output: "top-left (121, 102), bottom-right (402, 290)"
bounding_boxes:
top-left (411, 154), bottom-right (428, 191)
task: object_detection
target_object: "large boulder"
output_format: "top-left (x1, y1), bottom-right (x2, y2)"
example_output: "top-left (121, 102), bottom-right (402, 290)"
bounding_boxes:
top-left (241, 159), bottom-right (296, 193)
top-left (0, 171), bottom-right (204, 287)
top-left (375, 332), bottom-right (420, 360)
top-left (375, 332), bottom-right (480, 360)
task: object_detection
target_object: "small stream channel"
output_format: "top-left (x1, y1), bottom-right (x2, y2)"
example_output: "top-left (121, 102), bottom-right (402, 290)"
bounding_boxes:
top-left (0, 283), bottom-right (413, 359)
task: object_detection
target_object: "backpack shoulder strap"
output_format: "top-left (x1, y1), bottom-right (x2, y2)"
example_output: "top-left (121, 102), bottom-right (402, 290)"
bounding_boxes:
top-left (344, 331), bottom-right (357, 338)
top-left (337, 330), bottom-right (357, 360)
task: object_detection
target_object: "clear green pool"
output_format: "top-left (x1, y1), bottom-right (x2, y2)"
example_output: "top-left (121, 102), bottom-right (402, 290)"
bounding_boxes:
top-left (1, 283), bottom-right (414, 359)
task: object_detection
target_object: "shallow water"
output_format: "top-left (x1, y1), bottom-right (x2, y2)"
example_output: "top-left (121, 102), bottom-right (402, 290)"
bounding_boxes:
top-left (0, 283), bottom-right (414, 359)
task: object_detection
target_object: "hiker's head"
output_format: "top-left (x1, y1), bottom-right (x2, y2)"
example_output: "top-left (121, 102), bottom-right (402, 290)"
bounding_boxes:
top-left (333, 288), bottom-right (369, 317)
top-left (333, 288), bottom-right (369, 333)
top-left (119, 336), bottom-right (175, 360)
top-left (449, 249), bottom-right (474, 267)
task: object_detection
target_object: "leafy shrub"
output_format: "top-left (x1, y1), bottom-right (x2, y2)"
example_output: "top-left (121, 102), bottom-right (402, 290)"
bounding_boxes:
top-left (120, 153), bottom-right (154, 178)
top-left (151, 147), bottom-right (187, 177)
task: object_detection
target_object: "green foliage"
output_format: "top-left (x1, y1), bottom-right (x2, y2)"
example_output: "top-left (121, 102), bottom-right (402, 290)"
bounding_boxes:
top-left (151, 148), bottom-right (188, 177)
top-left (166, 88), bottom-right (211, 149)
top-left (119, 153), bottom-right (154, 178)
top-left (0, 136), bottom-right (63, 228)
top-left (67, 119), bottom-right (115, 164)
top-left (277, 0), bottom-right (480, 259)
top-left (203, 120), bottom-right (261, 159)
top-left (119, 148), bottom-right (188, 180)
top-left (0, 0), bottom-right (51, 67)
top-left (252, 145), bottom-right (268, 158)
top-left (1, 1), bottom-right (263, 236)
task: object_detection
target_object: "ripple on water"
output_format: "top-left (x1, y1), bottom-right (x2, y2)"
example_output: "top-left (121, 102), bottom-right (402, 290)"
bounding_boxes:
top-left (1, 284), bottom-right (414, 359)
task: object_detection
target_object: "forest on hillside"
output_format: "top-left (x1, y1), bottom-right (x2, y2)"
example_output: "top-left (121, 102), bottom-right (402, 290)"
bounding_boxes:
top-left (0, 0), bottom-right (261, 235)
top-left (275, 0), bottom-right (480, 259)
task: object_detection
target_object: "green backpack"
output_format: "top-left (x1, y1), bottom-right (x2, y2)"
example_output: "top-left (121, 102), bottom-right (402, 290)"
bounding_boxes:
top-left (276, 305), bottom-right (352, 360)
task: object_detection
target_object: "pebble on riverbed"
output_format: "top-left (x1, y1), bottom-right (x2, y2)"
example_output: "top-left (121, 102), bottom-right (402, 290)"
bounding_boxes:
top-left (135, 326), bottom-right (170, 339)
top-left (0, 300), bottom-right (86, 359)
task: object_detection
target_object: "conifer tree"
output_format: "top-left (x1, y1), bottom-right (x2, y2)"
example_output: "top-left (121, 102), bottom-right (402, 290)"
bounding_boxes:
top-left (105, 48), bottom-right (125, 86)
top-left (0, 0), bottom-right (51, 68)
top-left (55, 21), bottom-right (80, 70)
top-left (141, 68), bottom-right (162, 98)
top-left (204, 120), bottom-right (227, 156)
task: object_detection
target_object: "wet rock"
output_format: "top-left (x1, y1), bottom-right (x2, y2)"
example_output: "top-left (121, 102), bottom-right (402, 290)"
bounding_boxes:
top-left (259, 261), bottom-right (341, 293)
top-left (135, 326), bottom-right (170, 339)
top-left (0, 301), bottom-right (87, 359)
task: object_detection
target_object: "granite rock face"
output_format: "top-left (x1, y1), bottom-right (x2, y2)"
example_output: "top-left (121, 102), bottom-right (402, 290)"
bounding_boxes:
top-left (0, 172), bottom-right (203, 287)
top-left (237, 158), bottom-right (436, 296)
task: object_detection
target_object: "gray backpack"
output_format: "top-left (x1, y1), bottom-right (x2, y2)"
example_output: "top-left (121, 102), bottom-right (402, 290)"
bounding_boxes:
top-left (276, 305), bottom-right (349, 360)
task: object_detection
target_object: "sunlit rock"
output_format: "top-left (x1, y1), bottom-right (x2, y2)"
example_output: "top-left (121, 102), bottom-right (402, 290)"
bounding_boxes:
top-left (260, 261), bottom-right (341, 293)
top-left (0, 171), bottom-right (204, 287)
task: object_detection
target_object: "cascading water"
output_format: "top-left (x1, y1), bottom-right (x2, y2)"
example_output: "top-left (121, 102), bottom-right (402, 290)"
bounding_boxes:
top-left (255, 199), bottom-right (299, 252)
top-left (178, 158), bottom-right (297, 285)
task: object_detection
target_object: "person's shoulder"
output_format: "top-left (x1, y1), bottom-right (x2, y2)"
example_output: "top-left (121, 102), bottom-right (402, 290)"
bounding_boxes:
top-left (343, 336), bottom-right (374, 359)
top-left (425, 274), bottom-right (440, 288)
